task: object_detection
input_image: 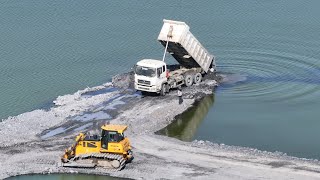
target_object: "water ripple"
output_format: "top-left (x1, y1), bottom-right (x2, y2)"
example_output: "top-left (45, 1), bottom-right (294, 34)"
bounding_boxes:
top-left (218, 49), bottom-right (320, 103)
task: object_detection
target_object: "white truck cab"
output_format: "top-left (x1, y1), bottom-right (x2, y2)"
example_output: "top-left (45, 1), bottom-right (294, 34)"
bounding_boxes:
top-left (134, 59), bottom-right (168, 95)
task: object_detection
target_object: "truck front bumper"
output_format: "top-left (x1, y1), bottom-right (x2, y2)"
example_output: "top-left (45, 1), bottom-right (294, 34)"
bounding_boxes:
top-left (135, 83), bottom-right (159, 93)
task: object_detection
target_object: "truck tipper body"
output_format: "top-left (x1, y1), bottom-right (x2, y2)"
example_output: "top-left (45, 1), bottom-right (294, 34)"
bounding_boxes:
top-left (134, 19), bottom-right (216, 95)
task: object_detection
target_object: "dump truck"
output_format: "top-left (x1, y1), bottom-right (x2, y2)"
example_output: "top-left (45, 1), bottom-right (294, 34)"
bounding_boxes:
top-left (134, 19), bottom-right (216, 95)
top-left (61, 124), bottom-right (133, 170)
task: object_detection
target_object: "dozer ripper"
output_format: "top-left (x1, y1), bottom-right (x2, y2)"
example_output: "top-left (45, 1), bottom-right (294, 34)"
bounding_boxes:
top-left (61, 124), bottom-right (133, 170)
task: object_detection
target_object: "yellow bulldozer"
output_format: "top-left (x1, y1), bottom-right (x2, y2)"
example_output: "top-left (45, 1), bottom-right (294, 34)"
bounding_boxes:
top-left (61, 124), bottom-right (133, 170)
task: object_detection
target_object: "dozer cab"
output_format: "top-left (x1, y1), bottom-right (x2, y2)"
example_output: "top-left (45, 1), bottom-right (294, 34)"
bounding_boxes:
top-left (61, 124), bottom-right (133, 170)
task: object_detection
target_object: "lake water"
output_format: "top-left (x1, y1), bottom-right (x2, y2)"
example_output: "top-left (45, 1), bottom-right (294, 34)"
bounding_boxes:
top-left (1, 0), bottom-right (320, 162)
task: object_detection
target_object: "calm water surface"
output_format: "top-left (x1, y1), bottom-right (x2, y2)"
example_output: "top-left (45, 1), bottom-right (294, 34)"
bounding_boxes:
top-left (1, 0), bottom-right (320, 161)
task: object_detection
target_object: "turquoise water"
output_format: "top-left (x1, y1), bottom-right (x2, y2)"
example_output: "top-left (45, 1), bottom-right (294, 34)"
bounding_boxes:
top-left (1, 0), bottom-right (320, 160)
top-left (157, 95), bottom-right (215, 141)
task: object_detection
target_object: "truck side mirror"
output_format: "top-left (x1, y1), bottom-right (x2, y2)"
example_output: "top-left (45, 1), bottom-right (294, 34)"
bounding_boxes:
top-left (132, 65), bottom-right (136, 73)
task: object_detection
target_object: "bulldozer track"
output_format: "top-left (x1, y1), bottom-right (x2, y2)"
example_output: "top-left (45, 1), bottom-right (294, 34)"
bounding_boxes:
top-left (67, 153), bottom-right (126, 171)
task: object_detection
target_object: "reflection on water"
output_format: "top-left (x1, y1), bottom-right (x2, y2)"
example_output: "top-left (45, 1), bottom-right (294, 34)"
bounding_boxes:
top-left (157, 95), bottom-right (215, 141)
top-left (6, 174), bottom-right (129, 180)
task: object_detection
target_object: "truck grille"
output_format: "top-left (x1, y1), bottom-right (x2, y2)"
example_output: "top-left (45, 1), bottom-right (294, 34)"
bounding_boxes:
top-left (138, 79), bottom-right (151, 85)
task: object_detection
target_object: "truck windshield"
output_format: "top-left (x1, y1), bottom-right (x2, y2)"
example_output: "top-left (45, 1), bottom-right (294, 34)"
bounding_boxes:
top-left (135, 65), bottom-right (156, 77)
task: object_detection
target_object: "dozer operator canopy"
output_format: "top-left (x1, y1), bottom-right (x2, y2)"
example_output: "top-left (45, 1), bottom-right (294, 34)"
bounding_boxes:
top-left (101, 124), bottom-right (128, 134)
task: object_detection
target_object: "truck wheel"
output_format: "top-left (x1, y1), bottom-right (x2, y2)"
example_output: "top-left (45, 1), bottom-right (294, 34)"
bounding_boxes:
top-left (165, 84), bottom-right (170, 93)
top-left (141, 91), bottom-right (148, 96)
top-left (160, 84), bottom-right (166, 96)
top-left (184, 74), bottom-right (193, 87)
top-left (194, 73), bottom-right (202, 84)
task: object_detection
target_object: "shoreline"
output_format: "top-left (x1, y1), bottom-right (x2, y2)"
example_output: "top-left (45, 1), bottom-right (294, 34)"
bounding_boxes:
top-left (155, 95), bottom-right (215, 142)
top-left (1, 72), bottom-right (320, 179)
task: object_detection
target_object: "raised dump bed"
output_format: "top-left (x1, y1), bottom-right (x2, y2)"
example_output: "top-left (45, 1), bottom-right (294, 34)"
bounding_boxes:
top-left (158, 19), bottom-right (215, 73)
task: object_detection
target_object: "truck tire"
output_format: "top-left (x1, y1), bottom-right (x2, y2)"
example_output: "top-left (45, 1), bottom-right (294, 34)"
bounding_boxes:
top-left (184, 74), bottom-right (193, 87)
top-left (141, 91), bottom-right (148, 96)
top-left (194, 73), bottom-right (202, 84)
top-left (160, 84), bottom-right (166, 96)
top-left (165, 84), bottom-right (170, 93)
